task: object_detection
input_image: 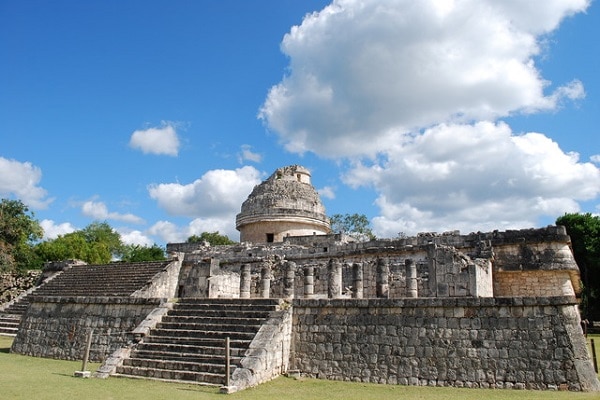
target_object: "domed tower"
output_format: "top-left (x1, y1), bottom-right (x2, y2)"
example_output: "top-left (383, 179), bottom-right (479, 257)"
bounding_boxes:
top-left (235, 165), bottom-right (330, 243)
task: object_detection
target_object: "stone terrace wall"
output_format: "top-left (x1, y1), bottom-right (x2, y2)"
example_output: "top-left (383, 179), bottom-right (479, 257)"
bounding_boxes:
top-left (290, 297), bottom-right (600, 391)
top-left (11, 296), bottom-right (161, 361)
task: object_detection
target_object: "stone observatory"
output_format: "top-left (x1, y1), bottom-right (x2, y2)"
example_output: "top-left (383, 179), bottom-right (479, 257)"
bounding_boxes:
top-left (236, 165), bottom-right (330, 243)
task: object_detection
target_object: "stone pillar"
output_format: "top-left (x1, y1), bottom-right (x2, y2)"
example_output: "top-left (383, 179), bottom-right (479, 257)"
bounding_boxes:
top-left (352, 262), bottom-right (363, 299)
top-left (328, 259), bottom-right (342, 299)
top-left (260, 263), bottom-right (272, 298)
top-left (405, 259), bottom-right (418, 298)
top-left (376, 258), bottom-right (389, 298)
top-left (304, 265), bottom-right (314, 298)
top-left (283, 261), bottom-right (296, 299)
top-left (239, 264), bottom-right (251, 299)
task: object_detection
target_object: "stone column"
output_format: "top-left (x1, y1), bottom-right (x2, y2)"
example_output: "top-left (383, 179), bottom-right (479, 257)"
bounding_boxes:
top-left (304, 265), bottom-right (314, 298)
top-left (328, 259), bottom-right (343, 299)
top-left (376, 258), bottom-right (389, 298)
top-left (405, 259), bottom-right (418, 298)
top-left (283, 261), bottom-right (296, 299)
top-left (239, 264), bottom-right (251, 299)
top-left (260, 263), bottom-right (272, 298)
top-left (352, 262), bottom-right (363, 299)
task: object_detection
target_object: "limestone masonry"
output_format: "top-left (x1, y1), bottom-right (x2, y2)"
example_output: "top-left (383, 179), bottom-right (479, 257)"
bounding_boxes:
top-left (1, 165), bottom-right (598, 392)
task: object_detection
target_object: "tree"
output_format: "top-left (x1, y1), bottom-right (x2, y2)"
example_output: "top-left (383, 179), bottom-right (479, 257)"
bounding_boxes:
top-left (329, 213), bottom-right (375, 242)
top-left (120, 244), bottom-right (166, 262)
top-left (0, 199), bottom-right (43, 271)
top-left (34, 221), bottom-right (123, 265)
top-left (187, 232), bottom-right (236, 246)
top-left (556, 213), bottom-right (600, 320)
top-left (81, 221), bottom-right (123, 257)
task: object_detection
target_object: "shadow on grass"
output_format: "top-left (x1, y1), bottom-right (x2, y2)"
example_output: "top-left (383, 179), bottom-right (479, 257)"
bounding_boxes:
top-left (0, 346), bottom-right (10, 354)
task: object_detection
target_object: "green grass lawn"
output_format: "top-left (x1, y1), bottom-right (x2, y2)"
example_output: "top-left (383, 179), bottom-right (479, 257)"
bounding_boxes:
top-left (2, 335), bottom-right (600, 400)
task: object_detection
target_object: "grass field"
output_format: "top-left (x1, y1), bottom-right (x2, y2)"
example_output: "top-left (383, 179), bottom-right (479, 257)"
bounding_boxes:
top-left (2, 335), bottom-right (600, 400)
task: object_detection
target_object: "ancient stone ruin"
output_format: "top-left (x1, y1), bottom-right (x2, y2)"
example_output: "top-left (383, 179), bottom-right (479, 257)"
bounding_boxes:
top-left (1, 164), bottom-right (598, 393)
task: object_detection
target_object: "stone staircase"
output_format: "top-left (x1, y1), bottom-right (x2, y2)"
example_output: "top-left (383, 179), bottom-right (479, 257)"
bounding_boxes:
top-left (0, 261), bottom-right (172, 336)
top-left (32, 261), bottom-right (172, 297)
top-left (0, 288), bottom-right (34, 336)
top-left (115, 298), bottom-right (280, 386)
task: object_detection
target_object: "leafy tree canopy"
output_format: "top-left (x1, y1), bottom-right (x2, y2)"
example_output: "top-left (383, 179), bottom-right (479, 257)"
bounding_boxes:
top-left (34, 221), bottom-right (123, 266)
top-left (556, 212), bottom-right (600, 320)
top-left (329, 213), bottom-right (375, 242)
top-left (187, 232), bottom-right (236, 246)
top-left (0, 199), bottom-right (43, 272)
top-left (120, 244), bottom-right (166, 262)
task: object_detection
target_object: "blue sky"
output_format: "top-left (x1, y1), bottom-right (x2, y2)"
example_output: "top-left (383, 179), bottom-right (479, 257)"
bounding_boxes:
top-left (1, 0), bottom-right (599, 246)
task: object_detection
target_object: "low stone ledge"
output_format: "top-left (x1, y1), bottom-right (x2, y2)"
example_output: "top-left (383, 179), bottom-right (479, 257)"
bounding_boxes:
top-left (27, 296), bottom-right (165, 305)
top-left (292, 296), bottom-right (578, 309)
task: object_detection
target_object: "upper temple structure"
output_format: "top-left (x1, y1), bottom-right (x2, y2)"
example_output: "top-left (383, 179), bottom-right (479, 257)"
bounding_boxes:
top-left (2, 164), bottom-right (598, 393)
top-left (236, 165), bottom-right (330, 243)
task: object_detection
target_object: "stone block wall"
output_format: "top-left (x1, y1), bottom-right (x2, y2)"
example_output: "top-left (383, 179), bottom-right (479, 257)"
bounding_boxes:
top-left (290, 297), bottom-right (600, 391)
top-left (131, 255), bottom-right (182, 298)
top-left (494, 270), bottom-right (576, 297)
top-left (229, 307), bottom-right (293, 392)
top-left (11, 296), bottom-right (161, 361)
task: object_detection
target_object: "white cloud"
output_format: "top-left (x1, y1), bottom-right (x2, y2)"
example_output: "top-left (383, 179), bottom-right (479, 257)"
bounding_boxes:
top-left (129, 122), bottom-right (180, 156)
top-left (148, 221), bottom-right (183, 243)
top-left (257, 0), bottom-right (597, 236)
top-left (591, 154), bottom-right (600, 164)
top-left (238, 145), bottom-right (262, 163)
top-left (148, 166), bottom-right (262, 218)
top-left (0, 157), bottom-right (52, 209)
top-left (259, 0), bottom-right (589, 157)
top-left (317, 186), bottom-right (336, 200)
top-left (40, 219), bottom-right (76, 240)
top-left (119, 229), bottom-right (154, 247)
top-left (148, 217), bottom-right (239, 244)
top-left (344, 122), bottom-right (600, 237)
top-left (81, 200), bottom-right (145, 224)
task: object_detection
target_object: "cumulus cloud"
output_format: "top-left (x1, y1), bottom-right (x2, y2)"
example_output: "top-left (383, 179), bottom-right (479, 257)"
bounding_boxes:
top-left (81, 200), bottom-right (145, 224)
top-left (40, 219), bottom-right (76, 240)
top-left (259, 0), bottom-right (588, 157)
top-left (258, 0), bottom-right (597, 235)
top-left (0, 157), bottom-right (52, 209)
top-left (343, 122), bottom-right (600, 236)
top-left (129, 122), bottom-right (180, 156)
top-left (237, 145), bottom-right (262, 163)
top-left (318, 186), bottom-right (336, 200)
top-left (119, 229), bottom-right (155, 247)
top-left (148, 217), bottom-right (239, 244)
top-left (148, 166), bottom-right (262, 218)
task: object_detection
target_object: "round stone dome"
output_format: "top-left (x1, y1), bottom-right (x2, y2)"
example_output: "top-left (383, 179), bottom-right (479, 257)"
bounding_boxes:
top-left (235, 165), bottom-right (330, 243)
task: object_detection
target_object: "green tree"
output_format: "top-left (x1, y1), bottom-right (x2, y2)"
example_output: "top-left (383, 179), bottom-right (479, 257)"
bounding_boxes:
top-left (329, 213), bottom-right (375, 242)
top-left (556, 212), bottom-right (600, 320)
top-left (120, 244), bottom-right (166, 262)
top-left (81, 221), bottom-right (123, 257)
top-left (34, 221), bottom-right (122, 265)
top-left (0, 199), bottom-right (43, 271)
top-left (187, 232), bottom-right (236, 246)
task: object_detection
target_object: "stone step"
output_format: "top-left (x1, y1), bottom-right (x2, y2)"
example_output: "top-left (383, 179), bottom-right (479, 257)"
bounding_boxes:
top-left (167, 309), bottom-right (272, 319)
top-left (0, 326), bottom-right (18, 336)
top-left (173, 302), bottom-right (278, 312)
top-left (151, 326), bottom-right (256, 341)
top-left (123, 358), bottom-right (232, 375)
top-left (132, 343), bottom-right (245, 358)
top-left (115, 365), bottom-right (225, 385)
top-left (158, 317), bottom-right (261, 333)
top-left (143, 334), bottom-right (251, 349)
top-left (175, 298), bottom-right (280, 306)
top-left (161, 315), bottom-right (268, 326)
